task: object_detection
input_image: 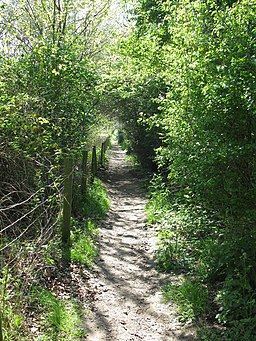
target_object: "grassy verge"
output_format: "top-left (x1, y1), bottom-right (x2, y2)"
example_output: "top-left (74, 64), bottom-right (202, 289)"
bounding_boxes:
top-left (71, 176), bottom-right (110, 267)
top-left (1, 176), bottom-right (110, 340)
top-left (30, 287), bottom-right (86, 341)
top-left (146, 174), bottom-right (256, 340)
top-left (82, 177), bottom-right (110, 219)
top-left (70, 219), bottom-right (98, 268)
top-left (162, 279), bottom-right (209, 323)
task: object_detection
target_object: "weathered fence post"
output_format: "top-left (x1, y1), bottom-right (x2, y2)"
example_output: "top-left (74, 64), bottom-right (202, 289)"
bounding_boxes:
top-left (62, 156), bottom-right (73, 264)
top-left (0, 311), bottom-right (3, 341)
top-left (106, 136), bottom-right (111, 150)
top-left (100, 142), bottom-right (105, 168)
top-left (81, 150), bottom-right (88, 195)
top-left (104, 138), bottom-right (108, 153)
top-left (91, 145), bottom-right (97, 181)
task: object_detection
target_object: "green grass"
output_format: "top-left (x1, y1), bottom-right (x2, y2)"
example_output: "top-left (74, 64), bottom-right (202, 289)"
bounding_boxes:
top-left (70, 177), bottom-right (109, 268)
top-left (69, 177), bottom-right (109, 268)
top-left (1, 306), bottom-right (24, 340)
top-left (1, 268), bottom-right (25, 340)
top-left (83, 177), bottom-right (110, 219)
top-left (162, 279), bottom-right (209, 322)
top-left (0, 173), bottom-right (110, 340)
top-left (33, 288), bottom-right (86, 341)
top-left (71, 219), bottom-right (98, 268)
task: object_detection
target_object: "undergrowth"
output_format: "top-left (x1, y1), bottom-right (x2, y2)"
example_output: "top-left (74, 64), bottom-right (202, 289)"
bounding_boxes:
top-left (146, 174), bottom-right (256, 340)
top-left (162, 279), bottom-right (209, 322)
top-left (82, 177), bottom-right (110, 219)
top-left (1, 175), bottom-right (110, 340)
top-left (32, 287), bottom-right (86, 341)
top-left (71, 219), bottom-right (98, 268)
top-left (1, 270), bottom-right (24, 340)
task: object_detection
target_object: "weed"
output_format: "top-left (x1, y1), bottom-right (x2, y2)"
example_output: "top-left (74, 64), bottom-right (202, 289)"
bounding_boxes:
top-left (2, 306), bottom-right (24, 340)
top-left (162, 279), bottom-right (209, 322)
top-left (33, 287), bottom-right (86, 340)
top-left (0, 268), bottom-right (25, 340)
top-left (197, 324), bottom-right (225, 341)
top-left (198, 318), bottom-right (256, 341)
top-left (215, 270), bottom-right (256, 325)
top-left (83, 177), bottom-right (110, 219)
top-left (71, 219), bottom-right (98, 267)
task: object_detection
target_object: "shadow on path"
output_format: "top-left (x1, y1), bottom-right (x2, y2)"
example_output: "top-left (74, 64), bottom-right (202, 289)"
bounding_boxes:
top-left (84, 144), bottom-right (196, 341)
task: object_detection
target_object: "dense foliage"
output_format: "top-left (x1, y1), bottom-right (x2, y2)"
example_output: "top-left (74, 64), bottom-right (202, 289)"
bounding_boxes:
top-left (1, 0), bottom-right (256, 338)
top-left (108, 0), bottom-right (256, 338)
top-left (0, 0), bottom-right (115, 338)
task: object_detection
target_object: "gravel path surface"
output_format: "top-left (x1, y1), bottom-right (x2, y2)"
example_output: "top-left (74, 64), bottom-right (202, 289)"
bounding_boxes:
top-left (84, 144), bottom-right (196, 341)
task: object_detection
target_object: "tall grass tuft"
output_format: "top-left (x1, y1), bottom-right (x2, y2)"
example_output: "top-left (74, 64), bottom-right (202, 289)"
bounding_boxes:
top-left (34, 288), bottom-right (86, 340)
top-left (83, 177), bottom-right (110, 219)
top-left (162, 279), bottom-right (209, 322)
top-left (71, 219), bottom-right (98, 268)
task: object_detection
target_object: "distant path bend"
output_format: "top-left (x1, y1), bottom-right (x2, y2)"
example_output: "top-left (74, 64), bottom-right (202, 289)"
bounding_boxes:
top-left (85, 143), bottom-right (195, 341)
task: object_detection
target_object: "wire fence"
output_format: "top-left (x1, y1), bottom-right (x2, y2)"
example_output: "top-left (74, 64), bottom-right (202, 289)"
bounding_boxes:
top-left (0, 134), bottom-right (111, 337)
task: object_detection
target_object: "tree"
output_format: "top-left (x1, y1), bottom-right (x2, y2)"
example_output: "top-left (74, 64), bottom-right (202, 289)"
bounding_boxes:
top-left (107, 0), bottom-right (256, 334)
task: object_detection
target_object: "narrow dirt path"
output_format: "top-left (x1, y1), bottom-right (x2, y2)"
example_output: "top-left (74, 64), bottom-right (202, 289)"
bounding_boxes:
top-left (84, 144), bottom-right (195, 341)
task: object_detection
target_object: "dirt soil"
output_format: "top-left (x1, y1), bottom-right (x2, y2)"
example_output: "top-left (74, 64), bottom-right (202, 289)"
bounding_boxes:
top-left (84, 144), bottom-right (196, 341)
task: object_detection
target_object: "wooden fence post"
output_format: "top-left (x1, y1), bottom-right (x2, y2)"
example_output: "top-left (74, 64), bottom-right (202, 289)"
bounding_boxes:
top-left (106, 136), bottom-right (110, 150)
top-left (100, 142), bottom-right (105, 168)
top-left (62, 156), bottom-right (73, 264)
top-left (91, 146), bottom-right (97, 181)
top-left (0, 311), bottom-right (3, 341)
top-left (103, 138), bottom-right (108, 153)
top-left (81, 150), bottom-right (88, 195)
